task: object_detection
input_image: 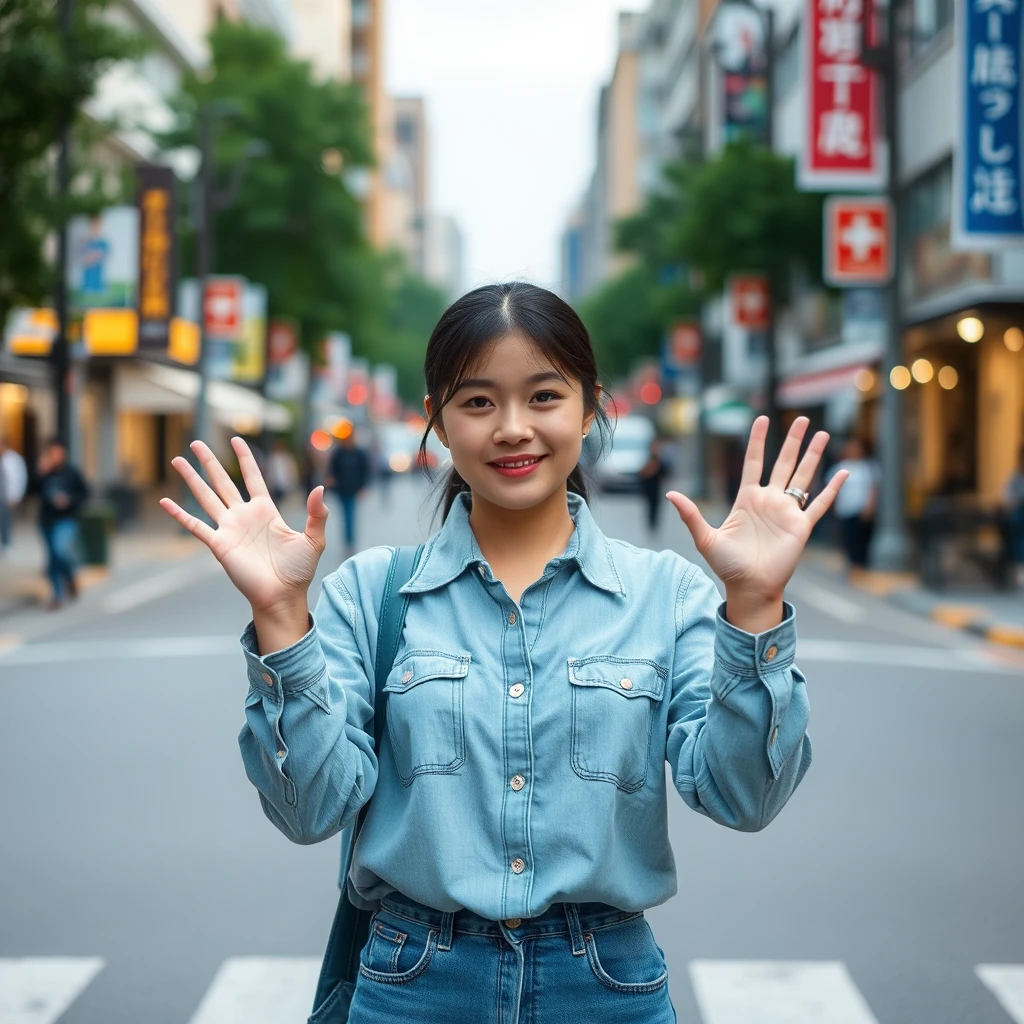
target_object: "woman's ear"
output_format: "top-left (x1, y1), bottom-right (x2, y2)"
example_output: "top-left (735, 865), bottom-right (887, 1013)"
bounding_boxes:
top-left (424, 395), bottom-right (449, 449)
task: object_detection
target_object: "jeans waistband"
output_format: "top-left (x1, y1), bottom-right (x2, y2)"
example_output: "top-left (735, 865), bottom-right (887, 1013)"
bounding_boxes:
top-left (378, 891), bottom-right (643, 942)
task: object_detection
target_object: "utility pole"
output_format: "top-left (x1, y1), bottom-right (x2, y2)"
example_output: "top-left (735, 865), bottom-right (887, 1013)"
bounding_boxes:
top-left (866, 0), bottom-right (911, 570)
top-left (52, 0), bottom-right (73, 449)
top-left (192, 106), bottom-right (215, 452)
top-left (761, 5), bottom-right (781, 473)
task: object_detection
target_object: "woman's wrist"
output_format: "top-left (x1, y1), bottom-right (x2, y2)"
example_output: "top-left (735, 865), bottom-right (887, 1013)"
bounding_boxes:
top-left (723, 586), bottom-right (785, 635)
top-left (252, 596), bottom-right (311, 656)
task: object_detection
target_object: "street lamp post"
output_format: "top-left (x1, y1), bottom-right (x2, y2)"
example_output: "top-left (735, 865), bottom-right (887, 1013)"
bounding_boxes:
top-left (52, 0), bottom-right (73, 450)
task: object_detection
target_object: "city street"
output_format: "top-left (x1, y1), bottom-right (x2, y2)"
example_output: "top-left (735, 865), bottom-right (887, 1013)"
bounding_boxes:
top-left (2, 476), bottom-right (1023, 1024)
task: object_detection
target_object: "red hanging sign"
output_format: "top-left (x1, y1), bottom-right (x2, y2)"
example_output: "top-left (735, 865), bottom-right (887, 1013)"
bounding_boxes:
top-left (798, 0), bottom-right (885, 191)
top-left (824, 195), bottom-right (893, 285)
top-left (730, 275), bottom-right (770, 330)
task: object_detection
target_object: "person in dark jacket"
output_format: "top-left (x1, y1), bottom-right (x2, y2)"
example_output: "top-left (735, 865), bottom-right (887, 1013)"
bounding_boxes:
top-left (638, 435), bottom-right (671, 536)
top-left (37, 438), bottom-right (90, 609)
top-left (324, 429), bottom-right (371, 558)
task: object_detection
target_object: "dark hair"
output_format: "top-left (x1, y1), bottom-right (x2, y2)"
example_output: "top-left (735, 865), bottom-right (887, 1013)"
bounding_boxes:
top-left (418, 282), bottom-right (611, 521)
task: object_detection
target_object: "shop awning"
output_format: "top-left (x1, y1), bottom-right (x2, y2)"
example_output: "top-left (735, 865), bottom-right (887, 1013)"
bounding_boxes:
top-left (777, 362), bottom-right (871, 408)
top-left (115, 363), bottom-right (291, 431)
top-left (702, 385), bottom-right (755, 436)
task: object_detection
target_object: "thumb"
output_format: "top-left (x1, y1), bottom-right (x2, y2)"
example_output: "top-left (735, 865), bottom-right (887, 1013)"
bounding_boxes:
top-left (665, 491), bottom-right (715, 555)
top-left (304, 485), bottom-right (329, 548)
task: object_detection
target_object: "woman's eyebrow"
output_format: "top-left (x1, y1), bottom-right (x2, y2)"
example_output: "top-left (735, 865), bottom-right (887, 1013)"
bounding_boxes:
top-left (454, 370), bottom-right (568, 392)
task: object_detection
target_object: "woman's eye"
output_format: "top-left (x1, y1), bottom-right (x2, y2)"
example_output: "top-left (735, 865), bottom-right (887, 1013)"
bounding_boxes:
top-left (464, 396), bottom-right (492, 409)
top-left (533, 391), bottom-right (562, 403)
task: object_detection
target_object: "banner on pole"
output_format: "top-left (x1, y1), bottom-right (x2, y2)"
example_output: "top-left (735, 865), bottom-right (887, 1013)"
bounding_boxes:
top-left (798, 0), bottom-right (885, 190)
top-left (953, 0), bottom-right (1024, 248)
top-left (135, 165), bottom-right (177, 352)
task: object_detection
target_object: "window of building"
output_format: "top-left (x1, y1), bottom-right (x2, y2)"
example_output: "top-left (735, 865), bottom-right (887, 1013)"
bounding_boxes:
top-left (396, 118), bottom-right (415, 145)
top-left (912, 0), bottom-right (954, 53)
top-left (773, 22), bottom-right (801, 99)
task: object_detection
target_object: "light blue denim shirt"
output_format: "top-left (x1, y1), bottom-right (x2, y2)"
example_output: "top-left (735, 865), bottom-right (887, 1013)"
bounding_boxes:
top-left (239, 491), bottom-right (810, 921)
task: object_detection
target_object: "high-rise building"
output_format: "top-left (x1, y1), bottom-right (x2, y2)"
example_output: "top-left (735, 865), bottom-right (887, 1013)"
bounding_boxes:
top-left (424, 214), bottom-right (465, 300)
top-left (391, 97), bottom-right (429, 274)
top-left (290, 0), bottom-right (351, 80)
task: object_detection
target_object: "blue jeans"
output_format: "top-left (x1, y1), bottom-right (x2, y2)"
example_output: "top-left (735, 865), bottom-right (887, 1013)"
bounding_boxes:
top-left (1011, 506), bottom-right (1024, 564)
top-left (344, 892), bottom-right (676, 1024)
top-left (42, 519), bottom-right (79, 601)
top-left (336, 494), bottom-right (357, 548)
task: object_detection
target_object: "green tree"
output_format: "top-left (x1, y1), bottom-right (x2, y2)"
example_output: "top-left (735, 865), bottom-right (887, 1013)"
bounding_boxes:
top-left (164, 20), bottom-right (378, 359)
top-left (0, 0), bottom-right (139, 328)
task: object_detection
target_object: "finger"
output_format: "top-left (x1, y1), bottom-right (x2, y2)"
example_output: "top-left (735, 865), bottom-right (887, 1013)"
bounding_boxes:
top-left (805, 469), bottom-right (849, 525)
top-left (787, 429), bottom-right (830, 493)
top-left (769, 416), bottom-right (810, 489)
top-left (231, 436), bottom-right (270, 499)
top-left (190, 439), bottom-right (243, 507)
top-left (666, 491), bottom-right (716, 554)
top-left (159, 497), bottom-right (217, 548)
top-left (170, 455), bottom-right (225, 524)
top-left (739, 416), bottom-right (769, 489)
top-left (304, 486), bottom-right (329, 548)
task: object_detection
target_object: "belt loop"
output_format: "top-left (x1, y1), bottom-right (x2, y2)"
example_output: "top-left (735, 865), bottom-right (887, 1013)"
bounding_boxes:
top-left (564, 903), bottom-right (586, 957)
top-left (437, 910), bottom-right (455, 952)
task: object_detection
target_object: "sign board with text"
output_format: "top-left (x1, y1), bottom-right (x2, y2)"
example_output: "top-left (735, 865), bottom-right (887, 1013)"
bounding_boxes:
top-left (729, 275), bottom-right (770, 330)
top-left (136, 165), bottom-right (177, 351)
top-left (824, 195), bottom-right (893, 285)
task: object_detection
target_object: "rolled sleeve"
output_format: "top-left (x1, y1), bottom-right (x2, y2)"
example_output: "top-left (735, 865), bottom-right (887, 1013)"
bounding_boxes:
top-left (666, 566), bottom-right (811, 832)
top-left (240, 616), bottom-right (323, 698)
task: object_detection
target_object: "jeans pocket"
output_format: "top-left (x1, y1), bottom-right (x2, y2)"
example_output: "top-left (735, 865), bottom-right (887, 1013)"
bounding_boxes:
top-left (358, 915), bottom-right (438, 984)
top-left (584, 915), bottom-right (669, 994)
top-left (568, 657), bottom-right (667, 792)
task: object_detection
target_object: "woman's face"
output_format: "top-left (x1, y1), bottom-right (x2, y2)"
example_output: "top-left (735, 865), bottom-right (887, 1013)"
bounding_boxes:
top-left (426, 333), bottom-right (595, 512)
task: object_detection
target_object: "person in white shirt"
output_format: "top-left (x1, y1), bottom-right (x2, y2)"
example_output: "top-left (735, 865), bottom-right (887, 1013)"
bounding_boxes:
top-left (827, 436), bottom-right (880, 570)
top-left (0, 437), bottom-right (28, 551)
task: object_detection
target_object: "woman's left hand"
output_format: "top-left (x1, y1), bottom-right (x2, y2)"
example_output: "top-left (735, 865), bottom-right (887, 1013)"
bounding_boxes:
top-left (667, 416), bottom-right (848, 603)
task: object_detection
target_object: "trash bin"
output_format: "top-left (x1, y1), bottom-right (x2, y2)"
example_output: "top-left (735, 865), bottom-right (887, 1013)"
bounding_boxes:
top-left (79, 501), bottom-right (116, 566)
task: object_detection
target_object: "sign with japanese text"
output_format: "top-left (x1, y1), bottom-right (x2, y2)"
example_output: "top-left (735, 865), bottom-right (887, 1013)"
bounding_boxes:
top-left (135, 165), bottom-right (177, 351)
top-left (729, 275), bottom-right (770, 330)
top-left (953, 0), bottom-right (1024, 247)
top-left (798, 0), bottom-right (884, 190)
top-left (824, 195), bottom-right (893, 284)
top-left (203, 277), bottom-right (245, 338)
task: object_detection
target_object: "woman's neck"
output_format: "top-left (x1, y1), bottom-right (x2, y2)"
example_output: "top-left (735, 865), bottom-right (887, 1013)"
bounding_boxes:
top-left (468, 486), bottom-right (576, 569)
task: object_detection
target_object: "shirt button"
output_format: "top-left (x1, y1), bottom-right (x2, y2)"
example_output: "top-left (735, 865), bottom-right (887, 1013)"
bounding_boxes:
top-left (261, 672), bottom-right (273, 685)
top-left (510, 774), bottom-right (526, 792)
top-left (509, 683), bottom-right (525, 698)
top-left (276, 749), bottom-right (285, 759)
top-left (504, 918), bottom-right (522, 928)
top-left (478, 564), bottom-right (486, 576)
top-left (510, 858), bottom-right (525, 874)
top-left (765, 645), bottom-right (779, 662)
top-left (508, 612), bottom-right (517, 625)
top-left (402, 670), bottom-right (413, 683)
top-left (619, 677), bottom-right (633, 690)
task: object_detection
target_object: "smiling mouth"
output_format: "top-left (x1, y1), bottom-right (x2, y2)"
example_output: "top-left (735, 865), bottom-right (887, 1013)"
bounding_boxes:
top-left (490, 456), bottom-right (546, 469)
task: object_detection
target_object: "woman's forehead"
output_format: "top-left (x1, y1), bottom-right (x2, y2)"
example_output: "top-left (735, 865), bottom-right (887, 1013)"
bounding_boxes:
top-left (462, 333), bottom-right (568, 382)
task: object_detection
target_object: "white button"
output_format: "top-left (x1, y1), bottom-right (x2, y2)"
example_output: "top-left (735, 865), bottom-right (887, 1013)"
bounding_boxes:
top-left (765, 645), bottom-right (779, 662)
top-left (619, 678), bottom-right (633, 690)
top-left (261, 672), bottom-right (273, 685)
top-left (276, 749), bottom-right (285, 759)
top-left (504, 917), bottom-right (522, 928)
top-left (510, 774), bottom-right (526, 792)
top-left (478, 565), bottom-right (487, 576)
top-left (509, 683), bottom-right (525, 698)
top-left (402, 670), bottom-right (413, 683)
top-left (508, 612), bottom-right (517, 625)
top-left (510, 858), bottom-right (525, 874)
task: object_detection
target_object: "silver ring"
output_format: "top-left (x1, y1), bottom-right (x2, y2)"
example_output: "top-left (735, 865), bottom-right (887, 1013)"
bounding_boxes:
top-left (784, 486), bottom-right (810, 509)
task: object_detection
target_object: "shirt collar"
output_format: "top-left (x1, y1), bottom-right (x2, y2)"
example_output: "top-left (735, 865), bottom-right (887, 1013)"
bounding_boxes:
top-left (400, 490), bottom-right (624, 596)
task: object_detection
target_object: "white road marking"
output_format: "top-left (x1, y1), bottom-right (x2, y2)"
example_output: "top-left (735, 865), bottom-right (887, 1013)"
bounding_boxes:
top-left (0, 958), bottom-right (104, 1024)
top-left (187, 957), bottom-right (322, 1024)
top-left (100, 561), bottom-right (219, 615)
top-left (0, 635), bottom-right (238, 665)
top-left (787, 579), bottom-right (867, 624)
top-left (796, 638), bottom-right (1022, 674)
top-left (690, 960), bottom-right (880, 1024)
top-left (977, 965), bottom-right (1024, 1022)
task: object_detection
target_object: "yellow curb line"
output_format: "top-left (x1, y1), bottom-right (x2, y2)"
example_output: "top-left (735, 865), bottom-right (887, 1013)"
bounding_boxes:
top-left (931, 604), bottom-right (987, 629)
top-left (984, 625), bottom-right (1024, 649)
top-left (848, 569), bottom-right (918, 597)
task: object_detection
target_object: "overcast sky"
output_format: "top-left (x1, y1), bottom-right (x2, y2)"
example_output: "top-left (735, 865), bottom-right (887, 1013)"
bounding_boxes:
top-left (385, 0), bottom-right (642, 294)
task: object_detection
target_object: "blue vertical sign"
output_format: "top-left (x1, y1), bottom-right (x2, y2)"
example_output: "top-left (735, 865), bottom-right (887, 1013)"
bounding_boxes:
top-left (954, 0), bottom-right (1024, 247)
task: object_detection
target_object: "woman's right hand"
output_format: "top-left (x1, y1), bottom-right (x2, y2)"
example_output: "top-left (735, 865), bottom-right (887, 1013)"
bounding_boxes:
top-left (160, 437), bottom-right (328, 615)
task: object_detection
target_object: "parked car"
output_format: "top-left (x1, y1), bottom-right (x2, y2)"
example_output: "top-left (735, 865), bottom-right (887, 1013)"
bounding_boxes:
top-left (593, 415), bottom-right (656, 493)
top-left (376, 421), bottom-right (420, 475)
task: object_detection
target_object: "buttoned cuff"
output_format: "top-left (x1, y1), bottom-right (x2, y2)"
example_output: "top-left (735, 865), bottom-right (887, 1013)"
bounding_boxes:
top-left (713, 601), bottom-right (796, 679)
top-left (240, 615), bottom-right (324, 697)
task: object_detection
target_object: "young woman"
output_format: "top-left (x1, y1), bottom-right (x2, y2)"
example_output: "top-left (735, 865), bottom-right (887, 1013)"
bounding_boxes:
top-left (161, 283), bottom-right (847, 1024)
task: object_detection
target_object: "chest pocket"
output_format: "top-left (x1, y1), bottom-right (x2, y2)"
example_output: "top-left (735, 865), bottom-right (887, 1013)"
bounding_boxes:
top-left (568, 656), bottom-right (667, 793)
top-left (383, 651), bottom-right (470, 785)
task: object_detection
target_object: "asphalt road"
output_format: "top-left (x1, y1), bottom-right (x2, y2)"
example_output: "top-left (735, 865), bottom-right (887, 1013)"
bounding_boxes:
top-left (2, 475), bottom-right (1023, 1024)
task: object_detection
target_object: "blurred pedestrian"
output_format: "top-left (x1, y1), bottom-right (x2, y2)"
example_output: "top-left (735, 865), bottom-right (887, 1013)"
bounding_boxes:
top-left (37, 438), bottom-right (90, 609)
top-left (828, 436), bottom-right (879, 571)
top-left (324, 429), bottom-right (370, 558)
top-left (0, 437), bottom-right (28, 552)
top-left (638, 436), bottom-right (671, 536)
top-left (266, 439), bottom-right (299, 506)
top-left (1004, 446), bottom-right (1024, 585)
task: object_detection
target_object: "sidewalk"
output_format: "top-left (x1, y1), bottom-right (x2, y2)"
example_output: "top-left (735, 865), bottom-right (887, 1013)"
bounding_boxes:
top-left (0, 508), bottom-right (199, 619)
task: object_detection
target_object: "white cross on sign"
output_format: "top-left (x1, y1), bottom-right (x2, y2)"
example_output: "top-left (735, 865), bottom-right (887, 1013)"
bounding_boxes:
top-left (824, 196), bottom-right (892, 285)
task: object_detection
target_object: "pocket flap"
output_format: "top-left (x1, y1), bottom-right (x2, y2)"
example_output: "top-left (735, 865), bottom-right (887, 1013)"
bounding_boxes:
top-left (568, 657), bottom-right (666, 700)
top-left (383, 651), bottom-right (471, 693)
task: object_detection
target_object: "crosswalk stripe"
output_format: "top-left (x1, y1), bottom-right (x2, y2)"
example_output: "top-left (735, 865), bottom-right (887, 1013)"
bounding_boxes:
top-left (795, 638), bottom-right (1021, 673)
top-left (690, 960), bottom-right (880, 1024)
top-left (0, 958), bottom-right (104, 1024)
top-left (186, 957), bottom-right (322, 1024)
top-left (977, 965), bottom-right (1024, 1022)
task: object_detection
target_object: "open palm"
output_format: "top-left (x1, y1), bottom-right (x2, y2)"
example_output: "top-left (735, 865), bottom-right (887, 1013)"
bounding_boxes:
top-left (159, 437), bottom-right (328, 613)
top-left (667, 416), bottom-right (848, 599)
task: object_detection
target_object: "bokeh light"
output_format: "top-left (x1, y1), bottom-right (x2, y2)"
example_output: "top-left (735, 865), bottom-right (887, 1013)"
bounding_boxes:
top-left (956, 317), bottom-right (984, 343)
top-left (890, 365), bottom-right (912, 390)
top-left (938, 366), bottom-right (959, 390)
top-left (911, 358), bottom-right (934, 384)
